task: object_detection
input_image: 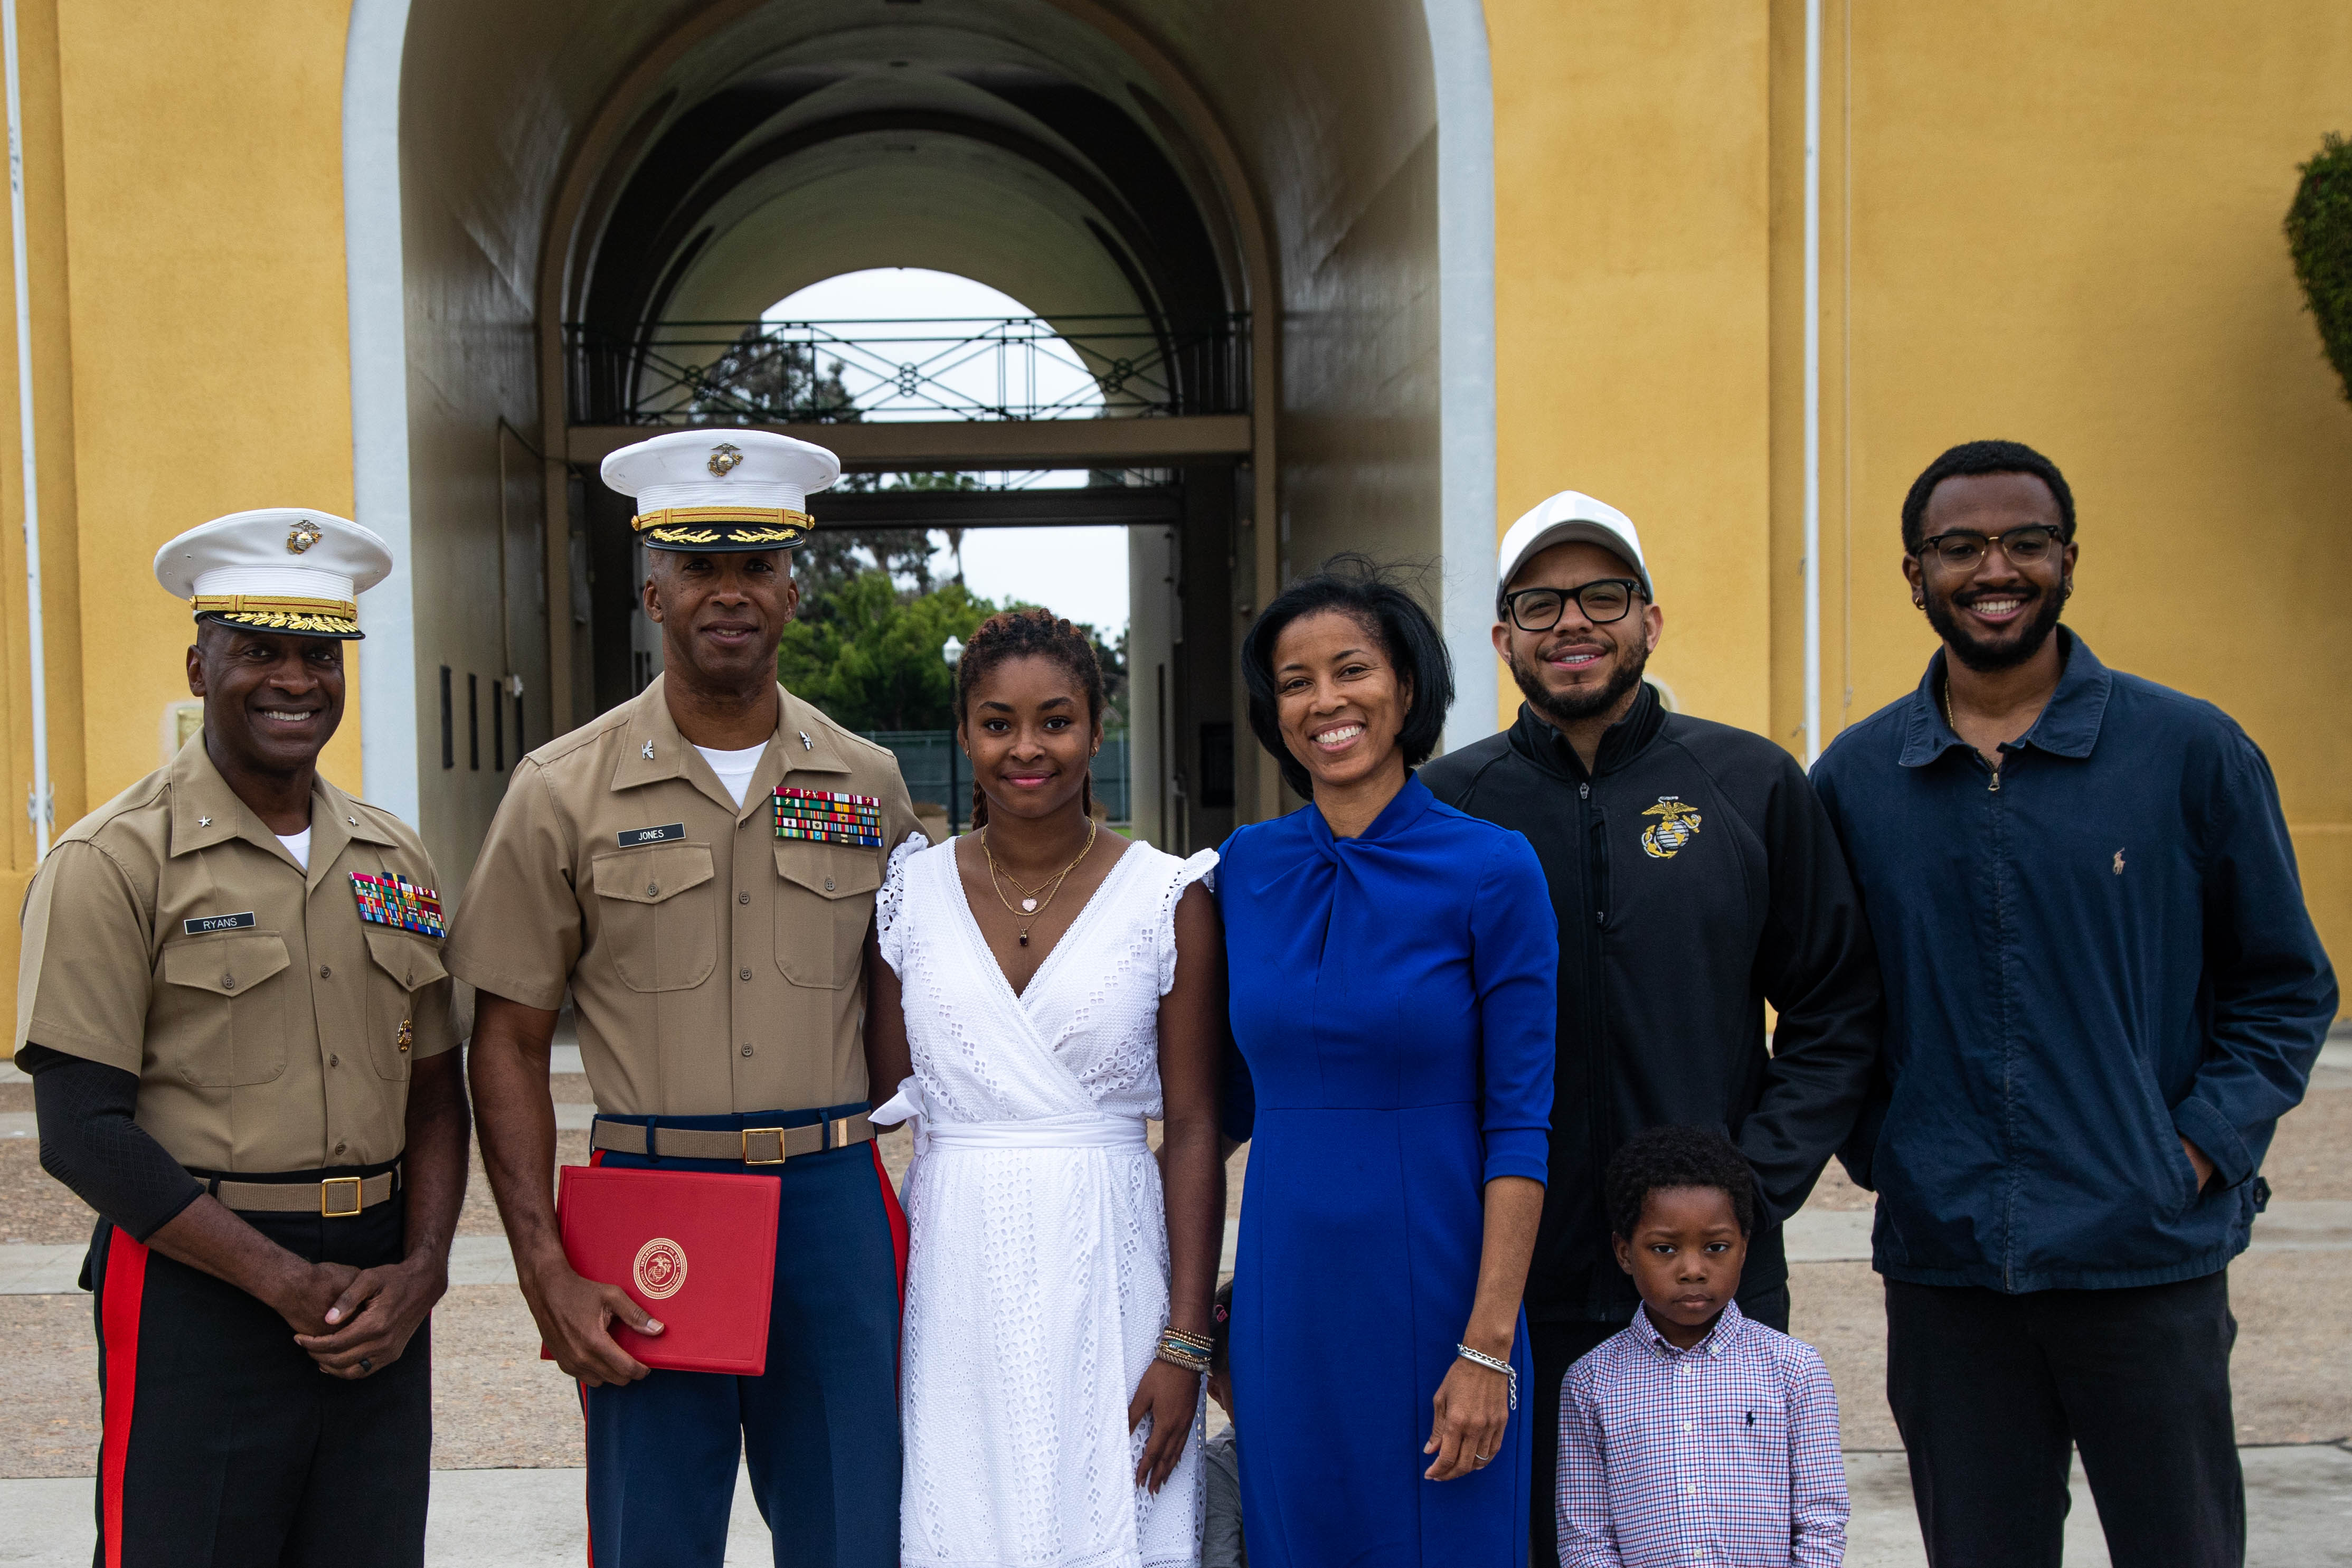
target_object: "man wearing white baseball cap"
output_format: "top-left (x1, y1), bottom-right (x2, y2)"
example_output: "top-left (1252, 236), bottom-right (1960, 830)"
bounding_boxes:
top-left (16, 508), bottom-right (467, 1566)
top-left (1421, 490), bottom-right (1882, 1562)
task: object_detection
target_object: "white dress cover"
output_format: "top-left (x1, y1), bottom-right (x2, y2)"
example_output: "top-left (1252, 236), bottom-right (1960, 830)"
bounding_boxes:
top-left (876, 835), bottom-right (1219, 1568)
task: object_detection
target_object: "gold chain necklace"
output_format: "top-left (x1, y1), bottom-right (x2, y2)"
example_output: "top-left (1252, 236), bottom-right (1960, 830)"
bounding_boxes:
top-left (981, 819), bottom-right (1098, 947)
top-left (1944, 672), bottom-right (2003, 787)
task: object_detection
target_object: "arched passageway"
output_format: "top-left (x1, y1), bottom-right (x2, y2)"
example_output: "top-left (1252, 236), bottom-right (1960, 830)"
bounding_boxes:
top-left (349, 0), bottom-right (1494, 882)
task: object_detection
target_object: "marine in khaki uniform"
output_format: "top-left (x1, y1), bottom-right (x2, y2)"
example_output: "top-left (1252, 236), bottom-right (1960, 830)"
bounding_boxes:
top-left (14, 509), bottom-right (468, 1568)
top-left (451, 430), bottom-right (921, 1568)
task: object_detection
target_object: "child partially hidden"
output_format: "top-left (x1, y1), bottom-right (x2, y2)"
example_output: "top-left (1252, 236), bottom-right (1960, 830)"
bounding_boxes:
top-left (1554, 1127), bottom-right (1850, 1567)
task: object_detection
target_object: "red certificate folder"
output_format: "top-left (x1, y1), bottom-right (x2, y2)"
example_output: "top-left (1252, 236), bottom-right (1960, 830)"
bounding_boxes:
top-left (545, 1163), bottom-right (781, 1376)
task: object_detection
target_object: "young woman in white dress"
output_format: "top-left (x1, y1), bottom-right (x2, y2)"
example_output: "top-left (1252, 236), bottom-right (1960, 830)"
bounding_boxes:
top-left (866, 609), bottom-right (1226, 1568)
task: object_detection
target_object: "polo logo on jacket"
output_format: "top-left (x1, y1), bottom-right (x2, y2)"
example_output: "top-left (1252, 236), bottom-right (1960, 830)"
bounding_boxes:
top-left (1640, 796), bottom-right (1703, 858)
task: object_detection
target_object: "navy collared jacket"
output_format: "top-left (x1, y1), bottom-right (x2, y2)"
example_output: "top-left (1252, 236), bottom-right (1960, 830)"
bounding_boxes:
top-left (1810, 630), bottom-right (2334, 1292)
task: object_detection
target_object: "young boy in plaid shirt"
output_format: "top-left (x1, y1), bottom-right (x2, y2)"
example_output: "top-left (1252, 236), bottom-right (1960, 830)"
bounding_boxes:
top-left (1555, 1127), bottom-right (1849, 1566)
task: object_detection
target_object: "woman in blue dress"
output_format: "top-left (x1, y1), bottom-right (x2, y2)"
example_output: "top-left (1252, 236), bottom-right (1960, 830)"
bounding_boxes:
top-left (1218, 564), bottom-right (1555, 1566)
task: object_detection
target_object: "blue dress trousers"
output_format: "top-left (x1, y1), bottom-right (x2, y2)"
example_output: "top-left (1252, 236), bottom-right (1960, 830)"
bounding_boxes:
top-left (1219, 777), bottom-right (1556, 1567)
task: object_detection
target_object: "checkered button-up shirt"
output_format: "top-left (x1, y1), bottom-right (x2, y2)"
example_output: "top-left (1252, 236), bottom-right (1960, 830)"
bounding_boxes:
top-left (1555, 1301), bottom-right (1848, 1567)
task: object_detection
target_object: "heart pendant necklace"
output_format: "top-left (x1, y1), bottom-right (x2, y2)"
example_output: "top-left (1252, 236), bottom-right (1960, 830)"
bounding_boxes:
top-left (982, 819), bottom-right (1098, 947)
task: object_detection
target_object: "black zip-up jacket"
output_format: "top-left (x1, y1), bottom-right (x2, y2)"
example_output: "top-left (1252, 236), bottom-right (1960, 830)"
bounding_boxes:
top-left (1421, 684), bottom-right (1883, 1324)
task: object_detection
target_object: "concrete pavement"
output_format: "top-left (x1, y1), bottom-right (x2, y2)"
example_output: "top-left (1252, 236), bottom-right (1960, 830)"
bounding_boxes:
top-left (5, 1448), bottom-right (2348, 1564)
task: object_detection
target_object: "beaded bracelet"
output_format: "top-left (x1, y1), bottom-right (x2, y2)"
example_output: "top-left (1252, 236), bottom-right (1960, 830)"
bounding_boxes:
top-left (1454, 1343), bottom-right (1518, 1410)
top-left (1155, 1331), bottom-right (1212, 1374)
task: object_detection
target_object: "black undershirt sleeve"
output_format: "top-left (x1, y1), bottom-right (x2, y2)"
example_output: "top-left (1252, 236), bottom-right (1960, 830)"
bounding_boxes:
top-left (21, 1043), bottom-right (204, 1242)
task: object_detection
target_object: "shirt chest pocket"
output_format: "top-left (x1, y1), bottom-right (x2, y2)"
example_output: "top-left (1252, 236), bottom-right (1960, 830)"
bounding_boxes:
top-left (591, 845), bottom-right (719, 993)
top-left (157, 934), bottom-right (293, 1087)
top-left (1724, 1401), bottom-right (1787, 1453)
top-left (774, 842), bottom-right (881, 989)
top-left (362, 928), bottom-right (448, 1081)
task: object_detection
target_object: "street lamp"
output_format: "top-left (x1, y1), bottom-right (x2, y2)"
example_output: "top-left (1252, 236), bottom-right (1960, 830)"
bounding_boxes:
top-left (942, 636), bottom-right (965, 831)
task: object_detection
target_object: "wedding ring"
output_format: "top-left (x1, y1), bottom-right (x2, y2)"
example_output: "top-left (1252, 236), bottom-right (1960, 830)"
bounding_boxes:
top-left (359, 1358), bottom-right (373, 1373)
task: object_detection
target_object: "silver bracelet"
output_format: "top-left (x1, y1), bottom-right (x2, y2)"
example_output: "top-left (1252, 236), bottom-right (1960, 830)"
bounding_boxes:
top-left (1454, 1343), bottom-right (1517, 1410)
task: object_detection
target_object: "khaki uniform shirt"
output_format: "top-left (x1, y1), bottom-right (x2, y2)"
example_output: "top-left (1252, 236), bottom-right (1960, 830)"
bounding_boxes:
top-left (12, 736), bottom-right (458, 1173)
top-left (444, 677), bottom-right (921, 1117)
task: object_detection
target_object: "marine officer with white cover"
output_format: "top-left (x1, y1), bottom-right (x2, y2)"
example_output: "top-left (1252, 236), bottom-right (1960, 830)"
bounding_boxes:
top-left (14, 510), bottom-right (467, 1567)
top-left (450, 429), bottom-right (923, 1567)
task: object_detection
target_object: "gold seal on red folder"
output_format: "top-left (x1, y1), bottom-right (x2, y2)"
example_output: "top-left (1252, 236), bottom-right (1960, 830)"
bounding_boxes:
top-left (634, 1236), bottom-right (689, 1300)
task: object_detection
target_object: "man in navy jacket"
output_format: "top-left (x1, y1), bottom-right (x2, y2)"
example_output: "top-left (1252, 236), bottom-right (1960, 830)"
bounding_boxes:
top-left (1811, 440), bottom-right (2334, 1568)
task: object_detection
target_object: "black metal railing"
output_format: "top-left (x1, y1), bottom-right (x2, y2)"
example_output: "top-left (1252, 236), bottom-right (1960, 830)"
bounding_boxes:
top-left (565, 314), bottom-right (1248, 427)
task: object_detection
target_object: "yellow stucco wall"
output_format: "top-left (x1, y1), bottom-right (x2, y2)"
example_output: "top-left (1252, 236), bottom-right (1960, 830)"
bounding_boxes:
top-left (1492, 0), bottom-right (2352, 988)
top-left (0, 0), bottom-right (79, 981)
top-left (0, 0), bottom-right (357, 1011)
top-left (54, 0), bottom-right (361, 801)
top-left (1489, 0), bottom-right (1777, 736)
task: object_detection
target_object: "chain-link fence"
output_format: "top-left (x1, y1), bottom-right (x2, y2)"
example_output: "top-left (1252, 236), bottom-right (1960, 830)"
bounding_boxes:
top-left (865, 727), bottom-right (1130, 832)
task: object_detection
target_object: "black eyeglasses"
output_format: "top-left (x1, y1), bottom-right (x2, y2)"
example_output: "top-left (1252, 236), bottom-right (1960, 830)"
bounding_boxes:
top-left (1913, 524), bottom-right (2065, 571)
top-left (1501, 579), bottom-right (1645, 632)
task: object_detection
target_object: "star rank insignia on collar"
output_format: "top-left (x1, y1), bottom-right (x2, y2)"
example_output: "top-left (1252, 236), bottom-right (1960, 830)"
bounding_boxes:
top-left (197, 816), bottom-right (211, 828)
top-left (799, 731), bottom-right (812, 750)
top-left (643, 741), bottom-right (656, 760)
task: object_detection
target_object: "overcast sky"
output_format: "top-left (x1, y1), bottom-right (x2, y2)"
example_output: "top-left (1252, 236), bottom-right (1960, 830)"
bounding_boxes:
top-left (769, 268), bottom-right (1131, 635)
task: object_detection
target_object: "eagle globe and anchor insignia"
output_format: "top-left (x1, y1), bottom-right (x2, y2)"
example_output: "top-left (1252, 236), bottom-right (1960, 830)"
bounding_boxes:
top-left (1640, 796), bottom-right (1704, 859)
top-left (633, 1236), bottom-right (689, 1300)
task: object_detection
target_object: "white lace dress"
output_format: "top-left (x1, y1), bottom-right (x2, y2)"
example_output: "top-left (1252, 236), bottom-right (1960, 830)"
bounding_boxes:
top-left (875, 835), bottom-right (1218, 1568)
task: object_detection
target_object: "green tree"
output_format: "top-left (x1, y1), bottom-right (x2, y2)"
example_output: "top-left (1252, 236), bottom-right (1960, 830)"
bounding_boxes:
top-left (794, 473), bottom-right (986, 616)
top-left (778, 571), bottom-right (1128, 731)
top-left (2288, 133), bottom-right (2352, 405)
top-left (778, 574), bottom-right (1001, 731)
top-left (792, 527), bottom-right (939, 612)
top-left (688, 329), bottom-right (857, 422)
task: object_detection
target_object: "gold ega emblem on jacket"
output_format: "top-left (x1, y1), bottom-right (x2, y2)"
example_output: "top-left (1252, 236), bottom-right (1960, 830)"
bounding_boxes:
top-left (1639, 795), bottom-right (1703, 859)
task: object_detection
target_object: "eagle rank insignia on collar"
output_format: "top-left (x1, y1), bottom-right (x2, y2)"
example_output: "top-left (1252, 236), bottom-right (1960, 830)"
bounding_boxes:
top-left (774, 787), bottom-right (883, 848)
top-left (351, 872), bottom-right (446, 937)
top-left (1639, 796), bottom-right (1703, 859)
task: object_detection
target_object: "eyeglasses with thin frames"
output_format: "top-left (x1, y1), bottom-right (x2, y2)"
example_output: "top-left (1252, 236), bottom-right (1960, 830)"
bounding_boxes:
top-left (1912, 524), bottom-right (2066, 571)
top-left (1501, 579), bottom-right (1645, 633)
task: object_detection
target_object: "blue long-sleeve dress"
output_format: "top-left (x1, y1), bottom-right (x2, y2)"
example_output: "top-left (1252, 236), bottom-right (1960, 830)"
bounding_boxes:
top-left (1218, 776), bottom-right (1556, 1567)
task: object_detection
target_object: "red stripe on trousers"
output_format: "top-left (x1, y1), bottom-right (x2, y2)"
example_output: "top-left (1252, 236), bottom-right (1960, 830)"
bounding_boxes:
top-left (868, 1141), bottom-right (909, 1305)
top-left (99, 1232), bottom-right (150, 1568)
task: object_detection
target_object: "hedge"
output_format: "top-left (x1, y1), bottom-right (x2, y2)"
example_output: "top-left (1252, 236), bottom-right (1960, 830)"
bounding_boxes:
top-left (2287, 133), bottom-right (2352, 406)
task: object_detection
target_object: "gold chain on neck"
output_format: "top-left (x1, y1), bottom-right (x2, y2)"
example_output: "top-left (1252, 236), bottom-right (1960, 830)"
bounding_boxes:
top-left (980, 818), bottom-right (1098, 948)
